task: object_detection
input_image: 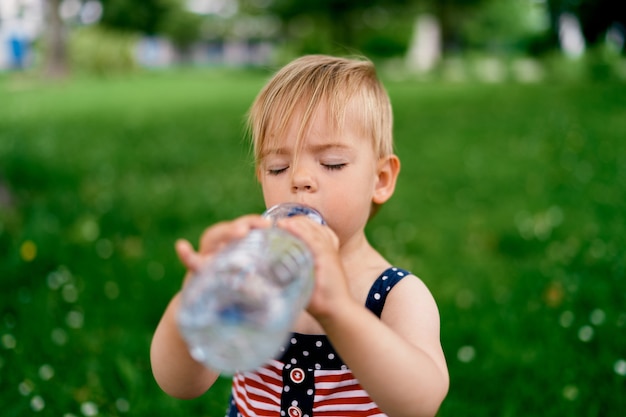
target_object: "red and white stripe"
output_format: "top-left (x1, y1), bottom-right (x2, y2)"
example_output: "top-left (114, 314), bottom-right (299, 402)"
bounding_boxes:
top-left (232, 361), bottom-right (385, 416)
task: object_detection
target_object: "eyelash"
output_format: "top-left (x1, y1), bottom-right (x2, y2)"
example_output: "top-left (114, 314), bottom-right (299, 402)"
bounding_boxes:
top-left (266, 163), bottom-right (346, 175)
top-left (268, 167), bottom-right (288, 175)
top-left (323, 163), bottom-right (346, 171)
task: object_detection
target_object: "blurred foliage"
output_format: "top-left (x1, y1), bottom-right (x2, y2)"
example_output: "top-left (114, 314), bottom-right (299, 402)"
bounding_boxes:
top-left (462, 0), bottom-right (549, 52)
top-left (34, 0), bottom-right (626, 81)
top-left (68, 26), bottom-right (138, 76)
top-left (204, 0), bottom-right (624, 60)
top-left (546, 0), bottom-right (626, 47)
top-left (252, 0), bottom-right (620, 58)
top-left (159, 6), bottom-right (204, 50)
top-left (266, 0), bottom-right (413, 55)
top-left (99, 0), bottom-right (180, 35)
top-left (1, 67), bottom-right (625, 416)
top-left (97, 0), bottom-right (202, 50)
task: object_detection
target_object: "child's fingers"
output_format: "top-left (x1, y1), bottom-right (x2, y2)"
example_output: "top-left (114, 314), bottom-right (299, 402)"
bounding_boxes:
top-left (277, 216), bottom-right (339, 252)
top-left (198, 215), bottom-right (270, 253)
top-left (175, 239), bottom-right (204, 272)
top-left (176, 215), bottom-right (270, 275)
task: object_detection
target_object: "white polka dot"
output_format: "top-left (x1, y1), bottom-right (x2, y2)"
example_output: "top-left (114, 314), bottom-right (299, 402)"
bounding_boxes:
top-left (284, 385), bottom-right (290, 392)
top-left (315, 363), bottom-right (321, 370)
top-left (285, 364), bottom-right (292, 369)
top-left (374, 293), bottom-right (381, 300)
top-left (341, 365), bottom-right (348, 370)
top-left (398, 272), bottom-right (404, 276)
top-left (328, 353), bottom-right (335, 360)
top-left (386, 286), bottom-right (391, 291)
top-left (291, 338), bottom-right (297, 344)
top-left (315, 341), bottom-right (322, 348)
top-left (382, 275), bottom-right (388, 280)
top-left (303, 351), bottom-right (309, 356)
top-left (291, 358), bottom-right (297, 364)
top-left (392, 267), bottom-right (398, 271)
top-left (292, 400), bottom-right (298, 406)
top-left (281, 412), bottom-right (286, 416)
top-left (307, 389), bottom-right (314, 396)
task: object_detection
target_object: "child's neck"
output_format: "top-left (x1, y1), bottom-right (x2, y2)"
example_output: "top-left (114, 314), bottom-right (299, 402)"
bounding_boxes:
top-left (339, 232), bottom-right (390, 279)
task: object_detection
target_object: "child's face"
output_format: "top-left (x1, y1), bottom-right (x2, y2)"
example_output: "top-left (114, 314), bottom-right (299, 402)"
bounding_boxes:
top-left (257, 104), bottom-right (382, 245)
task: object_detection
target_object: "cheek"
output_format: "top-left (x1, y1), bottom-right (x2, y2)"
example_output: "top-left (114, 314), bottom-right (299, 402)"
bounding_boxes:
top-left (261, 185), bottom-right (282, 208)
top-left (260, 174), bottom-right (297, 208)
top-left (323, 182), bottom-right (373, 228)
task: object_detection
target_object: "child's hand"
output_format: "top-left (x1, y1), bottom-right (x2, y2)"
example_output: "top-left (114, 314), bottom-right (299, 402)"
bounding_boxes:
top-left (277, 216), bottom-right (351, 320)
top-left (176, 215), bottom-right (271, 276)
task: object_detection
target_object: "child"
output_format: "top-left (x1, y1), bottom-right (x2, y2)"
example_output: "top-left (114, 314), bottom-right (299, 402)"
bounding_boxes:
top-left (151, 55), bottom-right (449, 417)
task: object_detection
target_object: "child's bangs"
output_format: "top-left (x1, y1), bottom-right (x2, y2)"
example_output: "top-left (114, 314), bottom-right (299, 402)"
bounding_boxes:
top-left (255, 87), bottom-right (340, 161)
top-left (248, 55), bottom-right (393, 163)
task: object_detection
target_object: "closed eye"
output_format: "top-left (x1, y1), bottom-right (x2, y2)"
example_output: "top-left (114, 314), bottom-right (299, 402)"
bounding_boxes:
top-left (323, 163), bottom-right (347, 171)
top-left (267, 166), bottom-right (288, 175)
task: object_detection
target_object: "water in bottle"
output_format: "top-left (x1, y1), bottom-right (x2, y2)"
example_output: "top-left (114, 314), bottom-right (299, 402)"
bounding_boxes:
top-left (177, 203), bottom-right (324, 374)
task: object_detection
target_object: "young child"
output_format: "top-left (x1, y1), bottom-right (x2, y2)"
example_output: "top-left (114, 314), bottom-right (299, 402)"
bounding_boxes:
top-left (151, 55), bottom-right (449, 417)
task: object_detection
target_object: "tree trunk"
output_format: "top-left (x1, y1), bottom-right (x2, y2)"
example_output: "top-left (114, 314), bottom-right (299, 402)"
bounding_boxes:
top-left (44, 0), bottom-right (69, 78)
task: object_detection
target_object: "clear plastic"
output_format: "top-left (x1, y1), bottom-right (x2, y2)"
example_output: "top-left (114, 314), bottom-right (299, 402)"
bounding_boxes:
top-left (177, 203), bottom-right (324, 374)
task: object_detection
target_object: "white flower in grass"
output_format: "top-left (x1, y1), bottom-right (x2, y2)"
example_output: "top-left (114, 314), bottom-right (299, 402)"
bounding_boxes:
top-left (457, 345), bottom-right (475, 363)
top-left (81, 401), bottom-right (98, 416)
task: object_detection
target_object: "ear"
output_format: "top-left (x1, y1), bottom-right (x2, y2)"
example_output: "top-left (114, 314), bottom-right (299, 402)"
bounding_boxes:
top-left (373, 154), bottom-right (400, 205)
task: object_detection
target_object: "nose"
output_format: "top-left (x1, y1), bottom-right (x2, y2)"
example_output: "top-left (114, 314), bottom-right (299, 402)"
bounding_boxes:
top-left (291, 164), bottom-right (316, 193)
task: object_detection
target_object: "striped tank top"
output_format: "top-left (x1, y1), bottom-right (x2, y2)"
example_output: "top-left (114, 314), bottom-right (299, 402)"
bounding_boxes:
top-left (226, 267), bottom-right (410, 417)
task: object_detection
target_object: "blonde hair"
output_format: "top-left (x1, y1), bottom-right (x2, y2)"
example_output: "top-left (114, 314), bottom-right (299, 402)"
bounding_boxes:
top-left (247, 55), bottom-right (393, 165)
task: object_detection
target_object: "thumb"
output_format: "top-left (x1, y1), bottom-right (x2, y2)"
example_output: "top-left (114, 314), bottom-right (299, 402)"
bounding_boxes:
top-left (175, 239), bottom-right (203, 272)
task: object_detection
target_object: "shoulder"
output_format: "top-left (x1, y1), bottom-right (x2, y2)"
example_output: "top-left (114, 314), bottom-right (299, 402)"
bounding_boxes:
top-left (374, 268), bottom-right (436, 306)
top-left (387, 272), bottom-right (440, 312)
top-left (379, 270), bottom-right (449, 387)
top-left (381, 272), bottom-right (442, 337)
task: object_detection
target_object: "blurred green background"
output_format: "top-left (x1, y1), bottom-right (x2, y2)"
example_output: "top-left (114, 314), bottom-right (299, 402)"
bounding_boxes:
top-left (1, 0), bottom-right (626, 416)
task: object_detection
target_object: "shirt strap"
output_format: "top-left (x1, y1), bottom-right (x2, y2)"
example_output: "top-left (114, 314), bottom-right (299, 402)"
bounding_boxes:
top-left (365, 267), bottom-right (411, 318)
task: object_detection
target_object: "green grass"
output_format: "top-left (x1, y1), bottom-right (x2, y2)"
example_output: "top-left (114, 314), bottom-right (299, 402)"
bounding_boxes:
top-left (1, 68), bottom-right (625, 416)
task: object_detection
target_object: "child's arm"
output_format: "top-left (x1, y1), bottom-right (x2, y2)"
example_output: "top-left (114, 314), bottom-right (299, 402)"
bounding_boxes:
top-left (151, 289), bottom-right (220, 398)
top-left (280, 217), bottom-right (449, 417)
top-left (317, 276), bottom-right (449, 417)
top-left (150, 215), bottom-right (271, 399)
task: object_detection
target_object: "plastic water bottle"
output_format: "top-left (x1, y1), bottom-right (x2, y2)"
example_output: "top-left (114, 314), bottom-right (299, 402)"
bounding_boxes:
top-left (177, 203), bottom-right (324, 375)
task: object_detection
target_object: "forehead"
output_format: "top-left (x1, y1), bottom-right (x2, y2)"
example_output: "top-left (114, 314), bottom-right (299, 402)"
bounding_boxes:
top-left (259, 99), bottom-right (370, 155)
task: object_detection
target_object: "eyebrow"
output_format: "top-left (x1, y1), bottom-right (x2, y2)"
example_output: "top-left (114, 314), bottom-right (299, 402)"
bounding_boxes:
top-left (309, 143), bottom-right (352, 153)
top-left (260, 142), bottom-right (352, 158)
